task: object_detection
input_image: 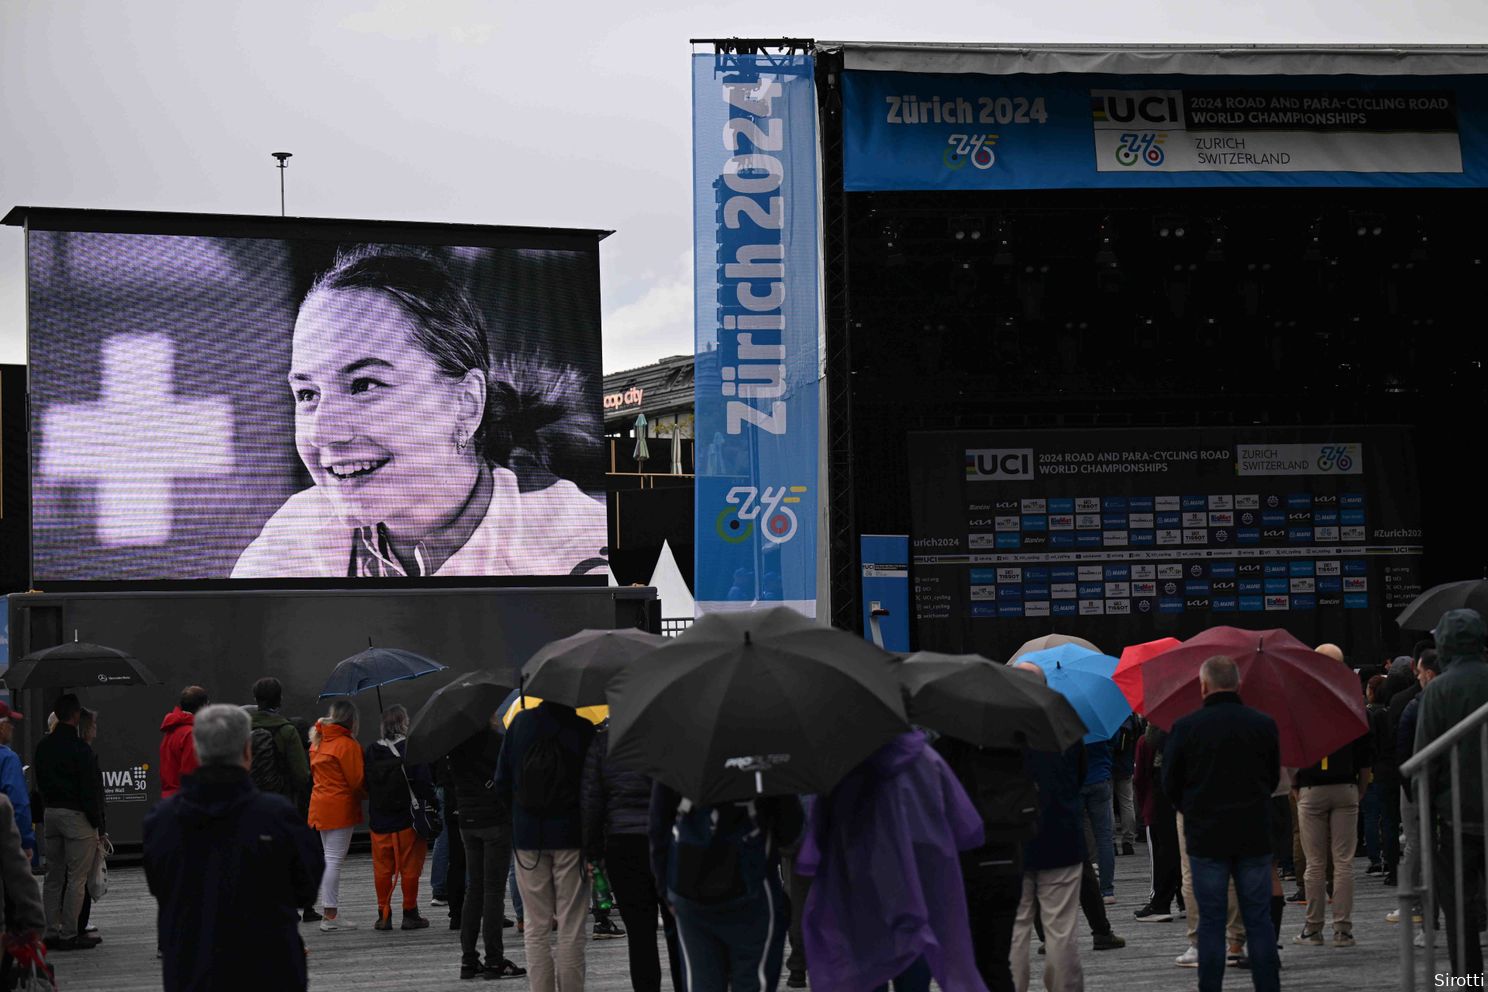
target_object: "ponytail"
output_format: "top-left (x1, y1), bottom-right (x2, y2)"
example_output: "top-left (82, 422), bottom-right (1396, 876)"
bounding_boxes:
top-left (482, 354), bottom-right (599, 489)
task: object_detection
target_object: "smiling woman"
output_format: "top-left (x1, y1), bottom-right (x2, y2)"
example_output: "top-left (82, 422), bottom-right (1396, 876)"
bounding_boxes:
top-left (231, 247), bottom-right (607, 579)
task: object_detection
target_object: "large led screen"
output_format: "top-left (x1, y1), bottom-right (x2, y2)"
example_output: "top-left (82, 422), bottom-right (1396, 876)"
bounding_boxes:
top-left (26, 219), bottom-right (608, 583)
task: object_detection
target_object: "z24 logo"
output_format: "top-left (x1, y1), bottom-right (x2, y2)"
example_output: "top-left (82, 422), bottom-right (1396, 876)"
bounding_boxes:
top-left (944, 134), bottom-right (999, 170)
top-left (1114, 132), bottom-right (1166, 167)
top-left (716, 485), bottom-right (808, 545)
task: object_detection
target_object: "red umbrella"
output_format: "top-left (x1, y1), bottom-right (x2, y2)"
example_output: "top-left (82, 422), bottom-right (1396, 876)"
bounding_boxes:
top-left (1142, 626), bottom-right (1368, 768)
top-left (1112, 637), bottom-right (1182, 713)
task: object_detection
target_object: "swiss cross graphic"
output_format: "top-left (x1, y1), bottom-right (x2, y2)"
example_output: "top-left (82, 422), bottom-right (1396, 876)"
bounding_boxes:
top-left (40, 334), bottom-right (234, 546)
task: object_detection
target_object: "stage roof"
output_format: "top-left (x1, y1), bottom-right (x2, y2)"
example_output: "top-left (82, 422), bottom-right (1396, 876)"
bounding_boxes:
top-left (817, 43), bottom-right (1488, 77)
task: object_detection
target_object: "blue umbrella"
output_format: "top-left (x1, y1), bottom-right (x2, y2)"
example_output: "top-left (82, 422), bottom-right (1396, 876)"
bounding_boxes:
top-left (320, 643), bottom-right (448, 712)
top-left (1019, 645), bottom-right (1130, 744)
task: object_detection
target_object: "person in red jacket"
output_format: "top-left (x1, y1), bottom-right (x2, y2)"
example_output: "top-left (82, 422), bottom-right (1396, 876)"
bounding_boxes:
top-left (159, 686), bottom-right (210, 799)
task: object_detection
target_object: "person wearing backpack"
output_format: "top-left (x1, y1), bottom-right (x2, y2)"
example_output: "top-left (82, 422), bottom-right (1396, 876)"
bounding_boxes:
top-left (451, 717), bottom-right (526, 980)
top-left (494, 698), bottom-right (594, 991)
top-left (934, 734), bottom-right (1038, 992)
top-left (364, 705), bottom-right (436, 933)
top-left (647, 781), bottom-right (803, 992)
top-left (249, 679), bottom-right (311, 813)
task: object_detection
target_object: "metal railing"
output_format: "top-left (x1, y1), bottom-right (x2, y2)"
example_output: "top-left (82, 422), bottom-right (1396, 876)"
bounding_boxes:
top-left (1398, 696), bottom-right (1488, 987)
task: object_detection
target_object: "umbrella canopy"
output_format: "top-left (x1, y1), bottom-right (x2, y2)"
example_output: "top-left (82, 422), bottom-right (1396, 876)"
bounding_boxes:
top-left (7, 641), bottom-right (159, 690)
top-left (521, 628), bottom-right (669, 708)
top-left (1112, 637), bottom-right (1184, 713)
top-left (1009, 633), bottom-right (1102, 663)
top-left (319, 646), bottom-right (447, 712)
top-left (606, 606), bottom-right (908, 804)
top-left (1396, 580), bottom-right (1488, 632)
top-left (1018, 645), bottom-right (1130, 744)
top-left (499, 689), bottom-right (609, 730)
top-left (633, 414), bottom-right (650, 462)
top-left (403, 671), bottom-right (515, 765)
top-left (1141, 626), bottom-right (1368, 768)
top-left (898, 651), bottom-right (1086, 751)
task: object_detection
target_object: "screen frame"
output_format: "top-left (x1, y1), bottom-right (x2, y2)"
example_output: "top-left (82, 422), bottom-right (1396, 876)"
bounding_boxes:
top-left (7, 206), bottom-right (613, 592)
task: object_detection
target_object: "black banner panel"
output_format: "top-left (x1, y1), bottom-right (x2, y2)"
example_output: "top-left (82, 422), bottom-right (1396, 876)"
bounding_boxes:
top-left (24, 218), bottom-right (608, 584)
top-left (909, 427), bottom-right (1423, 662)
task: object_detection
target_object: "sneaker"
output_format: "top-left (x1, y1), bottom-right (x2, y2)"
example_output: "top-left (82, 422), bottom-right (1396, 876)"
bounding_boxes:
top-left (83, 924), bottom-right (99, 933)
top-left (1332, 931), bottom-right (1356, 948)
top-left (449, 914), bottom-right (462, 931)
top-left (301, 908), bottom-right (323, 923)
top-left (460, 960), bottom-right (483, 980)
top-left (1103, 895), bottom-right (1117, 905)
top-left (486, 959), bottom-right (527, 979)
top-left (787, 970), bottom-right (808, 989)
top-left (374, 910), bottom-right (394, 932)
top-left (1122, 841), bottom-right (1136, 856)
top-left (1286, 890), bottom-right (1307, 904)
top-left (1383, 872), bottom-right (1398, 887)
top-left (1386, 908), bottom-right (1422, 924)
top-left (1415, 930), bottom-right (1427, 948)
top-left (1093, 931), bottom-right (1126, 950)
top-left (1281, 869), bottom-right (1297, 881)
top-left (503, 917), bottom-right (515, 928)
top-left (1366, 862), bottom-right (1383, 875)
top-left (44, 935), bottom-right (98, 952)
top-left (401, 909), bottom-right (431, 931)
top-left (1134, 905), bottom-right (1174, 923)
top-left (431, 896), bottom-right (449, 907)
top-left (319, 917), bottom-right (357, 932)
top-left (1175, 946), bottom-right (1199, 967)
top-left (1293, 928), bottom-right (1324, 945)
top-left (593, 917), bottom-right (626, 939)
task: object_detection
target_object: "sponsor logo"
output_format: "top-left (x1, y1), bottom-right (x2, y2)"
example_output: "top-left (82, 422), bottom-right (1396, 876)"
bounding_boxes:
top-left (1240, 512), bottom-right (1255, 525)
top-left (103, 763), bottom-right (151, 804)
top-left (1024, 600), bottom-right (1051, 617)
top-left (944, 133), bottom-right (1000, 171)
top-left (1137, 598), bottom-right (1152, 613)
top-left (1021, 499), bottom-right (1048, 514)
top-left (1106, 598), bottom-right (1132, 615)
top-left (1158, 564), bottom-right (1183, 579)
top-left (717, 485), bottom-right (806, 545)
top-left (1267, 495), bottom-right (1280, 508)
top-left (1164, 582), bottom-right (1177, 595)
top-left (966, 449), bottom-right (1035, 481)
top-left (1235, 495), bottom-right (1260, 509)
top-left (1132, 565), bottom-right (1156, 580)
top-left (1265, 595), bottom-right (1290, 611)
top-left (723, 754), bottom-right (791, 773)
top-left (1213, 529), bottom-right (1229, 543)
top-left (1185, 598), bottom-right (1210, 609)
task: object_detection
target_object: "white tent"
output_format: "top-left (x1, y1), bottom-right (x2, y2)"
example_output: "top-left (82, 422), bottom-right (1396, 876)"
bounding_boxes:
top-left (648, 540), bottom-right (695, 620)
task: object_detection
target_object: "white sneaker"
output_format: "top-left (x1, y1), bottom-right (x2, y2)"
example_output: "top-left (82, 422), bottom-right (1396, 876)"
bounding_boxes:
top-left (430, 897), bottom-right (448, 907)
top-left (1175, 946), bottom-right (1199, 967)
top-left (1386, 909), bottom-right (1401, 923)
top-left (1414, 930), bottom-right (1426, 948)
top-left (319, 917), bottom-right (357, 932)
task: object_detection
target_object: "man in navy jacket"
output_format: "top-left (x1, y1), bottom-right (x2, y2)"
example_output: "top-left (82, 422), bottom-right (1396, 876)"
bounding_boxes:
top-left (1163, 655), bottom-right (1280, 992)
top-left (144, 705), bottom-right (323, 992)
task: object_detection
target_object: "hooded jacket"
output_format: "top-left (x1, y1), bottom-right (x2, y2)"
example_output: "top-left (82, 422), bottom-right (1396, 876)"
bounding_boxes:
top-left (159, 708), bottom-right (199, 800)
top-left (308, 722), bottom-right (365, 831)
top-left (796, 731), bottom-right (987, 992)
top-left (580, 726), bottom-right (654, 858)
top-left (1415, 611), bottom-right (1488, 831)
top-left (144, 765), bottom-right (324, 992)
top-left (250, 709), bottom-right (311, 805)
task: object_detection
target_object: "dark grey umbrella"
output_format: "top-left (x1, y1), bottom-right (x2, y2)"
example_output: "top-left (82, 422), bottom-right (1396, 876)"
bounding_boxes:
top-left (1396, 580), bottom-right (1488, 632)
top-left (606, 606), bottom-right (908, 804)
top-left (403, 671), bottom-right (515, 765)
top-left (6, 640), bottom-right (159, 690)
top-left (521, 628), bottom-right (668, 708)
top-left (319, 644), bottom-right (447, 712)
top-left (898, 651), bottom-right (1087, 752)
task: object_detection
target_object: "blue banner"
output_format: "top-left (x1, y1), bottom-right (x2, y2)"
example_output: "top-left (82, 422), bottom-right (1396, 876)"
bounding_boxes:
top-left (694, 53), bottom-right (820, 616)
top-left (844, 70), bottom-right (1488, 190)
top-left (861, 535), bottom-right (910, 652)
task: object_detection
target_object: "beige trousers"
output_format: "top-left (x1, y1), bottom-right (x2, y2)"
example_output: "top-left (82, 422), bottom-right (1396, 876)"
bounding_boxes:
top-left (1176, 811), bottom-right (1244, 947)
top-left (1012, 863), bottom-right (1084, 992)
top-left (1298, 783), bottom-right (1359, 934)
top-left (515, 849), bottom-right (590, 992)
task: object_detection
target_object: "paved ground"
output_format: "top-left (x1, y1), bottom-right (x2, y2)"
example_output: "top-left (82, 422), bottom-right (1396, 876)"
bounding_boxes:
top-left (51, 844), bottom-right (1415, 990)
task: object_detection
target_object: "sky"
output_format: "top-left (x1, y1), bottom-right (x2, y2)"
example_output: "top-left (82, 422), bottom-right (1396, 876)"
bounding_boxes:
top-left (4, 0), bottom-right (1488, 375)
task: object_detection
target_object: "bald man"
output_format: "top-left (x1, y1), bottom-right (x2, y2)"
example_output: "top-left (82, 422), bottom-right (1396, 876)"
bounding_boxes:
top-left (1292, 643), bottom-right (1373, 948)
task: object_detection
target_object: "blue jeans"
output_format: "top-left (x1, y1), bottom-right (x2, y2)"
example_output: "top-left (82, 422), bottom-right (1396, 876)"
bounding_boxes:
top-left (1081, 779), bottom-right (1116, 897)
top-left (431, 789), bottom-right (451, 899)
top-left (1190, 854), bottom-right (1280, 992)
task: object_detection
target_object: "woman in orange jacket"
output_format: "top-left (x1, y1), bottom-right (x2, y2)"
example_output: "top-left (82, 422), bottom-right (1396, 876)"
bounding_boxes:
top-left (309, 699), bottom-right (365, 931)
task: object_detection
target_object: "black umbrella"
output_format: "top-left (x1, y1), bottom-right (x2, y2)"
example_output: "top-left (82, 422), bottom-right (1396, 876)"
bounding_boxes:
top-left (605, 606), bottom-right (909, 804)
top-left (1396, 580), bottom-right (1488, 632)
top-left (319, 644), bottom-right (447, 712)
top-left (898, 651), bottom-right (1087, 752)
top-left (521, 628), bottom-right (669, 708)
top-left (6, 640), bottom-right (159, 690)
top-left (403, 671), bottom-right (515, 766)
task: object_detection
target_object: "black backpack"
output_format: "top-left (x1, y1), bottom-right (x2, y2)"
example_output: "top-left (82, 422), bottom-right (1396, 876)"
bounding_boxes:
top-left (515, 734), bottom-right (577, 814)
top-left (667, 799), bottom-right (768, 906)
top-left (249, 725), bottom-right (290, 796)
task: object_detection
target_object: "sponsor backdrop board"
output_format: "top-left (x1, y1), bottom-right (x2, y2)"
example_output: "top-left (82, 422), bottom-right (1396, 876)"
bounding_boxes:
top-left (18, 210), bottom-right (609, 585)
top-left (843, 71), bottom-right (1488, 190)
top-left (692, 54), bottom-right (821, 616)
top-left (909, 427), bottom-right (1423, 662)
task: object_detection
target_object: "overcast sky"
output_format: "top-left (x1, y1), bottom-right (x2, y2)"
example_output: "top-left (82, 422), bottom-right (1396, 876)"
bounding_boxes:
top-left (4, 0), bottom-right (1488, 375)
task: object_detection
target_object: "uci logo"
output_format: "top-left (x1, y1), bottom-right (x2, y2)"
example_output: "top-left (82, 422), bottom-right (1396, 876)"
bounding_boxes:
top-left (1094, 90), bottom-right (1184, 128)
top-left (716, 485), bottom-right (806, 546)
top-left (965, 449), bottom-right (1035, 481)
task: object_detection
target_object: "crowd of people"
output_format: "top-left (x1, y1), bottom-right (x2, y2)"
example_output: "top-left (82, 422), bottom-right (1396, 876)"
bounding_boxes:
top-left (0, 609), bottom-right (1481, 991)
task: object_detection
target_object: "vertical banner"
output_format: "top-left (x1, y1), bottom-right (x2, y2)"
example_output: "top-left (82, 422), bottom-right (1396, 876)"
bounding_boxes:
top-left (861, 535), bottom-right (911, 652)
top-left (693, 52), bottom-right (820, 616)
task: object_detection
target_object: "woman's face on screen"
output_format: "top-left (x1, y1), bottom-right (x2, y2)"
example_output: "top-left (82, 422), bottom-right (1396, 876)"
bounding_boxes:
top-left (289, 287), bottom-right (482, 537)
